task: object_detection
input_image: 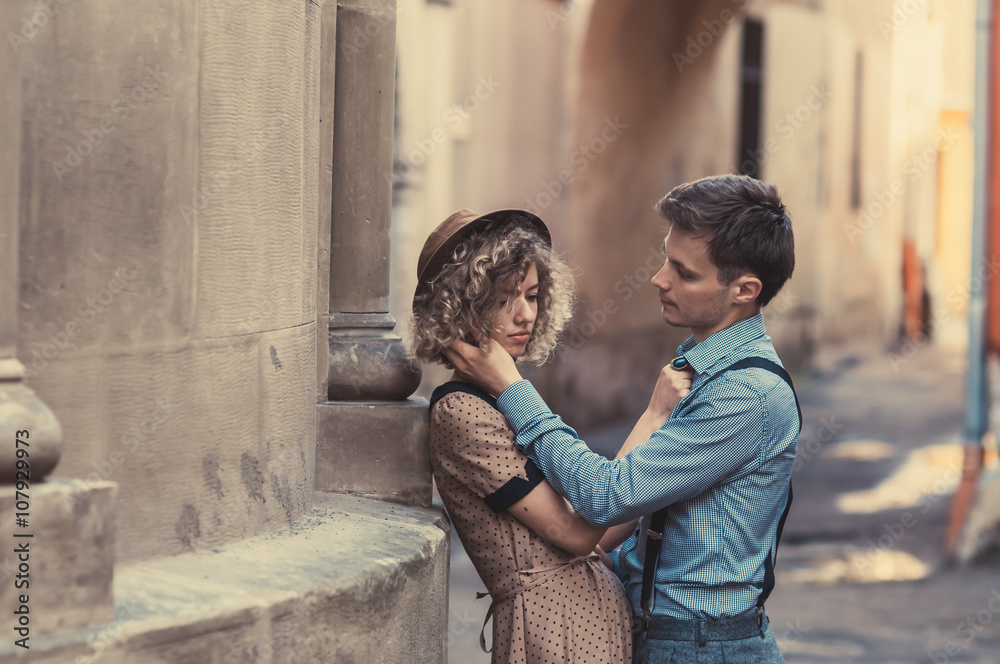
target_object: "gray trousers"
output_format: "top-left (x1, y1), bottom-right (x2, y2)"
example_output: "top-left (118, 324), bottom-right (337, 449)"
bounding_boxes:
top-left (633, 617), bottom-right (786, 664)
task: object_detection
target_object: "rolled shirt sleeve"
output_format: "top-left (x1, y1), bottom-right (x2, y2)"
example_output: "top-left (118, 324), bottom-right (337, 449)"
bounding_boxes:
top-left (496, 378), bottom-right (768, 526)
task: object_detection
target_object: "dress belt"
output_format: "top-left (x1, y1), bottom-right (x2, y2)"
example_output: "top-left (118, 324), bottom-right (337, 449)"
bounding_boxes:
top-left (476, 554), bottom-right (599, 653)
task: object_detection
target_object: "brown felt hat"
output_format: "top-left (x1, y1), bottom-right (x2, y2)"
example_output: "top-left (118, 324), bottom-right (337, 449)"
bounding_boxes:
top-left (413, 208), bottom-right (551, 301)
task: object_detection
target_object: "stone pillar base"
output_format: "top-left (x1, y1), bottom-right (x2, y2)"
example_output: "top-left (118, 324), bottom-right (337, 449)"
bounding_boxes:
top-left (316, 398), bottom-right (431, 506)
top-left (0, 479), bottom-right (116, 638)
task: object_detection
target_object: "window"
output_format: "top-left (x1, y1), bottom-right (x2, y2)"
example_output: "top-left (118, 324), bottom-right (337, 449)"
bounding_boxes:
top-left (737, 19), bottom-right (765, 179)
top-left (850, 50), bottom-right (864, 210)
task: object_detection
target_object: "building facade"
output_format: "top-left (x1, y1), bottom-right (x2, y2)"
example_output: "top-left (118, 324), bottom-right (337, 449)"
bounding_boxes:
top-left (391, 0), bottom-right (975, 429)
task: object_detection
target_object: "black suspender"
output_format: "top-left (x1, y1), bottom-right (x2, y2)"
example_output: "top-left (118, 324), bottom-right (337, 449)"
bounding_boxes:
top-left (639, 357), bottom-right (802, 629)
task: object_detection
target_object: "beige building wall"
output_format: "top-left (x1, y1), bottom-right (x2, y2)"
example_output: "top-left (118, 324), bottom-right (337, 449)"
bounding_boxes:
top-left (928, 0), bottom-right (977, 351)
top-left (764, 0), bottom-right (901, 350)
top-left (389, 0), bottom-right (974, 431)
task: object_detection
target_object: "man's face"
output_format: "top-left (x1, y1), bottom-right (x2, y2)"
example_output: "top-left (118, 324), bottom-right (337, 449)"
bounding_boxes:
top-left (651, 228), bottom-right (730, 335)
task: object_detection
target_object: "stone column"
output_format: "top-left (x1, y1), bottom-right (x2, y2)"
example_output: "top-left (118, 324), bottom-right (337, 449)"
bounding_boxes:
top-left (316, 0), bottom-right (431, 506)
top-left (0, 13), bottom-right (61, 485)
top-left (0, 2), bottom-right (115, 639)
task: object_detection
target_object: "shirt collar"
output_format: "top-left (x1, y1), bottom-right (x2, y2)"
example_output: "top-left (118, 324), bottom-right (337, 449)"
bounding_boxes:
top-left (675, 313), bottom-right (767, 375)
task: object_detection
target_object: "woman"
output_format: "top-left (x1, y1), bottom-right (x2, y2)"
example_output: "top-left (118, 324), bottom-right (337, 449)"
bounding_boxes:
top-left (411, 208), bottom-right (676, 663)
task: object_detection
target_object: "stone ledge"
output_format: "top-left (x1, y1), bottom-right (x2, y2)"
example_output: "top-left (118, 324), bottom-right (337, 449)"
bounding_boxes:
top-left (0, 492), bottom-right (450, 663)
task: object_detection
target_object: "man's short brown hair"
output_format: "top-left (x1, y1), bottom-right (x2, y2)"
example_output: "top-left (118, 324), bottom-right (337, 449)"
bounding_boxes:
top-left (656, 174), bottom-right (794, 307)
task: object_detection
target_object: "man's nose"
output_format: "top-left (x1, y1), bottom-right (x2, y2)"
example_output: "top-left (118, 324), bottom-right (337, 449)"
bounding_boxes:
top-left (652, 263), bottom-right (670, 290)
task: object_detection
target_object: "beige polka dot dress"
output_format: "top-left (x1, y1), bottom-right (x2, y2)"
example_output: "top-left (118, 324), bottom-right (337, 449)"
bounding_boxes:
top-left (430, 381), bottom-right (633, 664)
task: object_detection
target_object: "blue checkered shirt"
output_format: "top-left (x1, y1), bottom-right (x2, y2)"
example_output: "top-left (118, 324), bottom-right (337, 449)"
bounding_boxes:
top-left (495, 313), bottom-right (798, 619)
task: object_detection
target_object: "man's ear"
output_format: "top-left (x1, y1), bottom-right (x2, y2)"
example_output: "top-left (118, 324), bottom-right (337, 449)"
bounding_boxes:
top-left (732, 275), bottom-right (763, 305)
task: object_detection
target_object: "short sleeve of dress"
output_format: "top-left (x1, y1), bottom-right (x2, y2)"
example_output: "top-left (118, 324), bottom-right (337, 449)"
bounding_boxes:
top-left (431, 388), bottom-right (545, 513)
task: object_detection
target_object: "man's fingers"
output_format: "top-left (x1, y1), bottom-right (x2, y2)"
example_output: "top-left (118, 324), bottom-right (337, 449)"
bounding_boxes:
top-left (445, 338), bottom-right (481, 366)
top-left (441, 346), bottom-right (467, 371)
top-left (447, 338), bottom-right (474, 354)
top-left (447, 337), bottom-right (497, 358)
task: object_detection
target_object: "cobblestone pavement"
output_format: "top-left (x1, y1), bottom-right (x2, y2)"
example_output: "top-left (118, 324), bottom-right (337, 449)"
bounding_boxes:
top-left (446, 341), bottom-right (1000, 663)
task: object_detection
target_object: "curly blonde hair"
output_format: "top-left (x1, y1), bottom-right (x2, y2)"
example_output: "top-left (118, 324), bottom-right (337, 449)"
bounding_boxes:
top-left (410, 223), bottom-right (575, 367)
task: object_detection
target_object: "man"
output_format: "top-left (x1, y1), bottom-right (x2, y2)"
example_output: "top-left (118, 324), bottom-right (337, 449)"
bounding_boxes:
top-left (445, 174), bottom-right (799, 663)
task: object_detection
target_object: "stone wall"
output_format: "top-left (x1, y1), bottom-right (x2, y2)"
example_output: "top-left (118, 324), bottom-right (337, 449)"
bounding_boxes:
top-left (3, 1), bottom-right (450, 661)
top-left (16, 0), bottom-right (320, 562)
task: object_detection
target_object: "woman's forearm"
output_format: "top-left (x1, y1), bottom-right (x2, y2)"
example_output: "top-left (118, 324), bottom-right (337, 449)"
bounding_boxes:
top-left (614, 409), bottom-right (667, 459)
top-left (598, 520), bottom-right (638, 552)
top-left (508, 483), bottom-right (607, 557)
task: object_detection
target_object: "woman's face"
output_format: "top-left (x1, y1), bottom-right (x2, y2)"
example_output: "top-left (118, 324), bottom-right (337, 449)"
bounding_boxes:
top-left (489, 262), bottom-right (539, 360)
